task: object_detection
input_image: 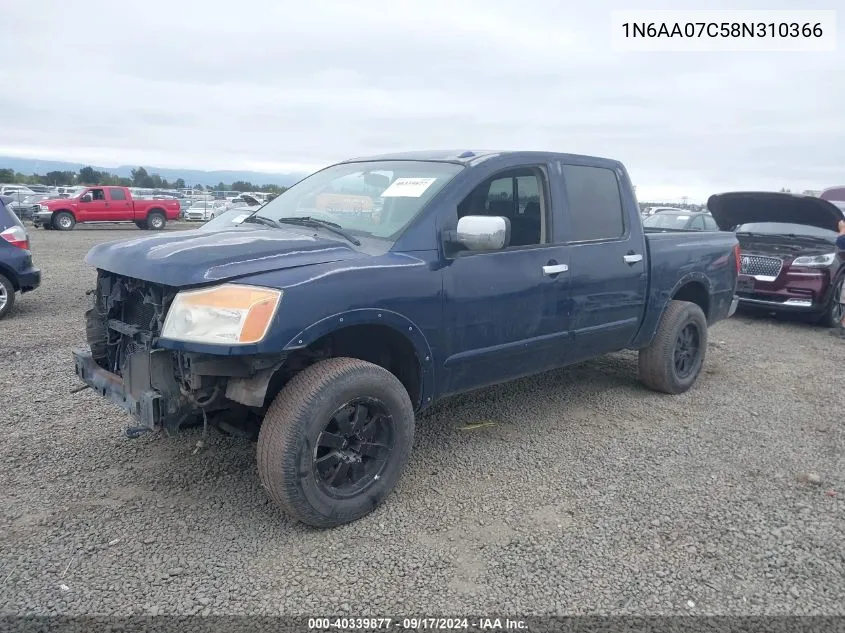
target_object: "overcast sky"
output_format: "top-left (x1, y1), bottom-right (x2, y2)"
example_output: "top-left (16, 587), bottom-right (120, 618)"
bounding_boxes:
top-left (1, 0), bottom-right (842, 202)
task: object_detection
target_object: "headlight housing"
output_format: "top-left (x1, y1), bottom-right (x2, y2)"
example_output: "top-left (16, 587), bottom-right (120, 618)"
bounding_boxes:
top-left (161, 284), bottom-right (282, 345)
top-left (792, 253), bottom-right (836, 268)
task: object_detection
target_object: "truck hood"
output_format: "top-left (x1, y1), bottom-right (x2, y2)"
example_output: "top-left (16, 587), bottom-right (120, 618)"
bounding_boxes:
top-left (707, 191), bottom-right (844, 232)
top-left (84, 225), bottom-right (365, 286)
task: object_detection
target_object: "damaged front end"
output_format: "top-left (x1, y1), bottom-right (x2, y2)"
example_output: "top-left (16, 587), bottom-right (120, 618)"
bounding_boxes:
top-left (73, 271), bottom-right (291, 436)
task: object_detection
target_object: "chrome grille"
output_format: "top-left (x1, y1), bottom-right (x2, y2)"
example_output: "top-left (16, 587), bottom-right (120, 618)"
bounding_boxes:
top-left (740, 255), bottom-right (782, 279)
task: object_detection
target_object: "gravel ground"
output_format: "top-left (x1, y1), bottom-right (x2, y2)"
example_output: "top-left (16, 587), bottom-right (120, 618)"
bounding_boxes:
top-left (0, 225), bottom-right (843, 617)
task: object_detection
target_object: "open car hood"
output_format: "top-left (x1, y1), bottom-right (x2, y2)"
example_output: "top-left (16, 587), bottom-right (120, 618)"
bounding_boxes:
top-left (707, 191), bottom-right (844, 232)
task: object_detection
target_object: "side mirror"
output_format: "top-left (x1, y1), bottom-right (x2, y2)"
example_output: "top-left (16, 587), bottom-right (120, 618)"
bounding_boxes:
top-left (453, 215), bottom-right (510, 251)
top-left (80, 194), bottom-right (93, 203)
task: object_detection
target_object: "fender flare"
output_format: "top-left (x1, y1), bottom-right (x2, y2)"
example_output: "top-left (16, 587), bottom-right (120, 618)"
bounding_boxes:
top-left (283, 308), bottom-right (435, 408)
top-left (145, 207), bottom-right (166, 218)
top-left (660, 272), bottom-right (713, 320)
top-left (635, 272), bottom-right (714, 347)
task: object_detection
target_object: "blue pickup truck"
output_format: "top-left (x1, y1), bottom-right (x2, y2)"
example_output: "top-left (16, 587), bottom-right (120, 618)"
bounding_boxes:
top-left (73, 150), bottom-right (739, 527)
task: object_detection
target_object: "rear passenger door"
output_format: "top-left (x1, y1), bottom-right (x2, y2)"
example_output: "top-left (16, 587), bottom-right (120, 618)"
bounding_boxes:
top-left (106, 187), bottom-right (132, 220)
top-left (560, 162), bottom-right (648, 360)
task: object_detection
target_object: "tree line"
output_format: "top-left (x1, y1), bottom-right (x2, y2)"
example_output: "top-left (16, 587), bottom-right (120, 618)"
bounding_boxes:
top-left (0, 165), bottom-right (287, 194)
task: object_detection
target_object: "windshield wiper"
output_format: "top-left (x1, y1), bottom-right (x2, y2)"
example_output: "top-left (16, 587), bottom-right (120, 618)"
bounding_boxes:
top-left (274, 216), bottom-right (362, 246)
top-left (242, 214), bottom-right (283, 229)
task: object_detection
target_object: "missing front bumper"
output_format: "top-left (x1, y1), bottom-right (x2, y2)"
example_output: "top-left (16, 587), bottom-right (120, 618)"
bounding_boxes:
top-left (72, 347), bottom-right (185, 433)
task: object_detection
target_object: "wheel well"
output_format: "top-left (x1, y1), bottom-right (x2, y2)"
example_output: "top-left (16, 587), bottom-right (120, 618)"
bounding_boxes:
top-left (268, 324), bottom-right (422, 409)
top-left (147, 207), bottom-right (165, 217)
top-left (0, 263), bottom-right (20, 290)
top-left (672, 281), bottom-right (709, 320)
top-left (53, 208), bottom-right (75, 217)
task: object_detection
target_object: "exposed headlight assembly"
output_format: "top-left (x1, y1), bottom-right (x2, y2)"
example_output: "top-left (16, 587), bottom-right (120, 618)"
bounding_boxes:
top-left (792, 253), bottom-right (836, 268)
top-left (161, 284), bottom-right (282, 345)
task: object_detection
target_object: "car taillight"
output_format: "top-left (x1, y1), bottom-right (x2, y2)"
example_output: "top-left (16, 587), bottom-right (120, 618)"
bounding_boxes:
top-left (1, 226), bottom-right (30, 250)
top-left (733, 244), bottom-right (741, 274)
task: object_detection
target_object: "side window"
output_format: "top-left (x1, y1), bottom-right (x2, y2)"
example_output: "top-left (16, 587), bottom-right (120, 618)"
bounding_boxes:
top-left (516, 176), bottom-right (539, 215)
top-left (703, 215), bottom-right (719, 230)
top-left (456, 167), bottom-right (548, 248)
top-left (561, 164), bottom-right (624, 242)
top-left (486, 177), bottom-right (513, 206)
top-left (689, 215), bottom-right (705, 230)
top-left (108, 188), bottom-right (126, 201)
top-left (90, 189), bottom-right (106, 201)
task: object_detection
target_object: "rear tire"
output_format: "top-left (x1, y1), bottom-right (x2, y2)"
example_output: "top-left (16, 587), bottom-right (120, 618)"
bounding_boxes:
top-left (638, 299), bottom-right (708, 394)
top-left (818, 276), bottom-right (844, 328)
top-left (0, 273), bottom-right (16, 320)
top-left (53, 211), bottom-right (75, 231)
top-left (134, 220), bottom-right (148, 229)
top-left (147, 211), bottom-right (166, 230)
top-left (257, 357), bottom-right (415, 528)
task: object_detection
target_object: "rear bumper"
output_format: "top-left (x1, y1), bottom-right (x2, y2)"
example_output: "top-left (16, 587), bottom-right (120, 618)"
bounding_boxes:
top-left (19, 267), bottom-right (40, 292)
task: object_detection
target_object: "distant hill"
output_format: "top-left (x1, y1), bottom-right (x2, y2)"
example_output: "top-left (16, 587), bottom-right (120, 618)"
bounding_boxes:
top-left (0, 156), bottom-right (308, 188)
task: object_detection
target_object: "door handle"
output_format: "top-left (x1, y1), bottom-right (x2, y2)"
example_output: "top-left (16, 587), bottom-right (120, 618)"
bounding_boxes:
top-left (623, 253), bottom-right (643, 264)
top-left (542, 263), bottom-right (569, 275)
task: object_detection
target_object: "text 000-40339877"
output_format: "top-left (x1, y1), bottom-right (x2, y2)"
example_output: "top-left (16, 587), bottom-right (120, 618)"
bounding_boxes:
top-left (610, 10), bottom-right (837, 52)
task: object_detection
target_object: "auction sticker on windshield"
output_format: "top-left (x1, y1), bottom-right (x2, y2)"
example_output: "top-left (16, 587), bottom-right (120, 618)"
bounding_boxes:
top-left (381, 177), bottom-right (437, 198)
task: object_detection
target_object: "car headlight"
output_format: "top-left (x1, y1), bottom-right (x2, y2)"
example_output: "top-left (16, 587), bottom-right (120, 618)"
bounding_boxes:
top-left (792, 253), bottom-right (836, 267)
top-left (161, 284), bottom-right (282, 345)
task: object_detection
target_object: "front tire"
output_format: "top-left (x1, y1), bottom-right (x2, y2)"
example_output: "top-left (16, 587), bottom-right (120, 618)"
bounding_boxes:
top-left (0, 273), bottom-right (15, 319)
top-left (257, 357), bottom-right (415, 528)
top-left (53, 211), bottom-right (75, 231)
top-left (638, 299), bottom-right (708, 394)
top-left (818, 276), bottom-right (844, 328)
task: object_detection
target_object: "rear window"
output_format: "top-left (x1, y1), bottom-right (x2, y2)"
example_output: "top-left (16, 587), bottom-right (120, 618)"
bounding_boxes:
top-left (109, 188), bottom-right (127, 201)
top-left (0, 200), bottom-right (25, 231)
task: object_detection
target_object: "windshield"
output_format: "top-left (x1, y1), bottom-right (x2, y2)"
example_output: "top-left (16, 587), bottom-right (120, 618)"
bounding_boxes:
top-left (735, 222), bottom-right (838, 238)
top-left (643, 212), bottom-right (691, 228)
top-left (256, 160), bottom-right (464, 241)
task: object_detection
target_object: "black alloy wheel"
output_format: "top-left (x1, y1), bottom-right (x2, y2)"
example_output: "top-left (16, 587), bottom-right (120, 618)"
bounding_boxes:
top-left (313, 398), bottom-right (394, 499)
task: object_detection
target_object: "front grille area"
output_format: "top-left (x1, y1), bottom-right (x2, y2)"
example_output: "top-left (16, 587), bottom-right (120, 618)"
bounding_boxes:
top-left (87, 272), bottom-right (176, 376)
top-left (740, 255), bottom-right (783, 279)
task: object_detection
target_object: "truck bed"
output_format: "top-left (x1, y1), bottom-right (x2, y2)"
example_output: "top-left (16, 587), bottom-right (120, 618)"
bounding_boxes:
top-left (631, 229), bottom-right (738, 348)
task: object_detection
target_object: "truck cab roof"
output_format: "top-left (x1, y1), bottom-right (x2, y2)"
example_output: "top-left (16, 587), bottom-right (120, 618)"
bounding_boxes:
top-left (341, 149), bottom-right (624, 170)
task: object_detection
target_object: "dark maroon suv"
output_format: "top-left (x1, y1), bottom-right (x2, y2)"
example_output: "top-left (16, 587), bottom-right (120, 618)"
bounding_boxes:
top-left (708, 192), bottom-right (845, 327)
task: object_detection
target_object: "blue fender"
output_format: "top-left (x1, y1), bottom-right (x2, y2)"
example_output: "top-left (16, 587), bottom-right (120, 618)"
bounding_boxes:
top-left (283, 308), bottom-right (436, 409)
top-left (633, 272), bottom-right (714, 348)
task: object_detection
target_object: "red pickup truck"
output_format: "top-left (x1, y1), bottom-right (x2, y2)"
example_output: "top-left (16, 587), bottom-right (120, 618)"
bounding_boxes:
top-left (32, 186), bottom-right (181, 231)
